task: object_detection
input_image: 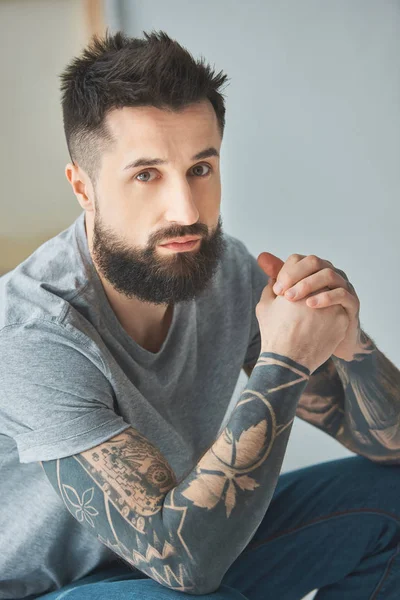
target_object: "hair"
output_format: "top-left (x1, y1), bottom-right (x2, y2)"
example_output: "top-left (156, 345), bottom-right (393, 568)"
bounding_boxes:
top-left (59, 29), bottom-right (230, 183)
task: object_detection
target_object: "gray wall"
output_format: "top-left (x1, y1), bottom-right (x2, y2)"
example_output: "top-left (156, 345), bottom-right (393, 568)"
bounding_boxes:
top-left (106, 0), bottom-right (400, 477)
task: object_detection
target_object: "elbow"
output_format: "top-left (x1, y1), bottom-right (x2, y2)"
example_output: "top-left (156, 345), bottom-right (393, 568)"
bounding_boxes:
top-left (166, 562), bottom-right (223, 596)
top-left (161, 575), bottom-right (221, 596)
top-left (191, 582), bottom-right (222, 596)
top-left (190, 572), bottom-right (224, 596)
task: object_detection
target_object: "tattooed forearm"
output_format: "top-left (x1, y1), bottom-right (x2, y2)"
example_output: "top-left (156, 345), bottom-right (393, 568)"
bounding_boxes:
top-left (296, 357), bottom-right (345, 438)
top-left (41, 433), bottom-right (198, 592)
top-left (41, 351), bottom-right (310, 595)
top-left (331, 331), bottom-right (400, 463)
top-left (295, 357), bottom-right (369, 456)
top-left (164, 351), bottom-right (310, 594)
top-left (294, 328), bottom-right (400, 463)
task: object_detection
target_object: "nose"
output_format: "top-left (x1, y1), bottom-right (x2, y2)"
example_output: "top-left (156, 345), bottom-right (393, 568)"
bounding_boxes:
top-left (164, 176), bottom-right (200, 225)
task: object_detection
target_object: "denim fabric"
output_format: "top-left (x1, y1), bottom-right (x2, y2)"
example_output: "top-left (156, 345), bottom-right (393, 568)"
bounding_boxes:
top-left (35, 455), bottom-right (400, 600)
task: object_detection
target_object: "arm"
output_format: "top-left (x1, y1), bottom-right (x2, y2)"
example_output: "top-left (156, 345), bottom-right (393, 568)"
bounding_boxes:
top-left (244, 358), bottom-right (346, 439)
top-left (331, 329), bottom-right (400, 463)
top-left (244, 330), bottom-right (400, 464)
top-left (42, 350), bottom-right (310, 595)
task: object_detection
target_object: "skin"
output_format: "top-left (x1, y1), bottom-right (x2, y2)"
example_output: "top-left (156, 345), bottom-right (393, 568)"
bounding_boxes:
top-left (244, 251), bottom-right (400, 463)
top-left (65, 100), bottom-right (226, 352)
top-left (257, 251), bottom-right (362, 361)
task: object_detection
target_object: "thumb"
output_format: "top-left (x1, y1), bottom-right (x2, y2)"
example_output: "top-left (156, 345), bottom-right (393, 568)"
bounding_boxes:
top-left (259, 273), bottom-right (278, 304)
top-left (257, 252), bottom-right (285, 280)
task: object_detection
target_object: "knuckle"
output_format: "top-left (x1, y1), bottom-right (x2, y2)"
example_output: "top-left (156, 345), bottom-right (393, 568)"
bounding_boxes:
top-left (348, 281), bottom-right (356, 292)
top-left (298, 281), bottom-right (308, 295)
top-left (326, 268), bottom-right (337, 284)
top-left (280, 274), bottom-right (292, 288)
top-left (308, 254), bottom-right (320, 269)
top-left (332, 304), bottom-right (344, 317)
top-left (336, 268), bottom-right (348, 281)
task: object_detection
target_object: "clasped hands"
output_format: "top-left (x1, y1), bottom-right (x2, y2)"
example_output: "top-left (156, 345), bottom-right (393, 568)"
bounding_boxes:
top-left (257, 252), bottom-right (362, 362)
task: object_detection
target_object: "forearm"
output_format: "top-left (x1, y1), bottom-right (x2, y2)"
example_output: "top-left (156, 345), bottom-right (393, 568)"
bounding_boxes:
top-left (164, 350), bottom-right (310, 594)
top-left (331, 331), bottom-right (400, 463)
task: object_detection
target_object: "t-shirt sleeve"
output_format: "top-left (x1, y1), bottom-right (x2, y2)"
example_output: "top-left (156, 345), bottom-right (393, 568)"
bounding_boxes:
top-left (243, 250), bottom-right (270, 368)
top-left (0, 321), bottom-right (131, 463)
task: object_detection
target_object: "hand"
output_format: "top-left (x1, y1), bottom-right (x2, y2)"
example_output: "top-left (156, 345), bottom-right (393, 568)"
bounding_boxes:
top-left (257, 252), bottom-right (362, 362)
top-left (256, 275), bottom-right (349, 374)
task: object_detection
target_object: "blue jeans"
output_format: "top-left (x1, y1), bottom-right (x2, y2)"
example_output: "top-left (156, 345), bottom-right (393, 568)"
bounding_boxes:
top-left (36, 455), bottom-right (400, 600)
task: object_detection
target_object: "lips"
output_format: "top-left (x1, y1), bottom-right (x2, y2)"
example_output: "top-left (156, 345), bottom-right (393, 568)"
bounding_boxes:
top-left (160, 239), bottom-right (200, 252)
top-left (160, 236), bottom-right (200, 245)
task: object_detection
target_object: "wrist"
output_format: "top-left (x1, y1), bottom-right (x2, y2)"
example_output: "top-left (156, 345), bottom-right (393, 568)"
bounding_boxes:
top-left (260, 347), bottom-right (313, 375)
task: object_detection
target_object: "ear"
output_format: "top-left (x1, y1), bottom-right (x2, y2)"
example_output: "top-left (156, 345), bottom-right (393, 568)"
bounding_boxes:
top-left (65, 162), bottom-right (95, 212)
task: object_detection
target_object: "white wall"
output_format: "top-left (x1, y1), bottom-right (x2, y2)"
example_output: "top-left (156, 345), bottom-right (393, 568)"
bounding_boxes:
top-left (111, 0), bottom-right (400, 474)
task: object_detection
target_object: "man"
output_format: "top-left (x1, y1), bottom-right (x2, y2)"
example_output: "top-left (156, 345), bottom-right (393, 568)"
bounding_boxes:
top-left (1, 29), bottom-right (400, 600)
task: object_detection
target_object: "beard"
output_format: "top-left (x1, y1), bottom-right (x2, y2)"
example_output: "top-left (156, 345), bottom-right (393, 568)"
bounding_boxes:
top-left (90, 209), bottom-right (227, 306)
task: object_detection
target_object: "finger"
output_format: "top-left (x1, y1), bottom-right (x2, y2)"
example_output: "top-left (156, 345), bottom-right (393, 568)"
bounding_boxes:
top-left (283, 268), bottom-right (351, 301)
top-left (273, 254), bottom-right (330, 295)
top-left (306, 287), bottom-right (359, 318)
top-left (257, 252), bottom-right (285, 280)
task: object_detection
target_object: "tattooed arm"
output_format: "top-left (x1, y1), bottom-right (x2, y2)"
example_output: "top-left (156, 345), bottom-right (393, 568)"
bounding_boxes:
top-left (41, 351), bottom-right (310, 595)
top-left (245, 330), bottom-right (400, 465)
top-left (330, 332), bottom-right (400, 464)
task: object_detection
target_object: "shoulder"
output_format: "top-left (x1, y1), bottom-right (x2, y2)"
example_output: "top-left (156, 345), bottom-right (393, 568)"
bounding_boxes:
top-left (0, 218), bottom-right (88, 330)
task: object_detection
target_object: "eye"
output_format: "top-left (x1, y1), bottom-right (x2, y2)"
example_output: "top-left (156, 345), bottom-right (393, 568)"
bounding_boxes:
top-left (191, 164), bottom-right (212, 177)
top-left (135, 164), bottom-right (212, 183)
top-left (135, 170), bottom-right (158, 183)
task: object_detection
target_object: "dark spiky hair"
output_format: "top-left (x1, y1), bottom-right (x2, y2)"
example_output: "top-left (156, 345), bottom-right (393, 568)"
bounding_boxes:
top-left (59, 29), bottom-right (230, 182)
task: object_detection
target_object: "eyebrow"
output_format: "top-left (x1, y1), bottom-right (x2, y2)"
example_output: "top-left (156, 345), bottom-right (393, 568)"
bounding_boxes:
top-left (123, 146), bottom-right (220, 171)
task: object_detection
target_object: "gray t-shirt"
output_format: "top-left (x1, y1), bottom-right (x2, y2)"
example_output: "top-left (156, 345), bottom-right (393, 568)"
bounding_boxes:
top-left (0, 211), bottom-right (268, 599)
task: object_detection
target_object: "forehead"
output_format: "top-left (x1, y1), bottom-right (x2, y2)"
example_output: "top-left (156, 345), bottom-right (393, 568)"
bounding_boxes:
top-left (104, 101), bottom-right (221, 157)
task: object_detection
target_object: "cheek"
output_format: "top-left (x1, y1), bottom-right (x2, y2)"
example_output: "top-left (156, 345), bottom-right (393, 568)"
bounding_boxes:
top-left (200, 177), bottom-right (221, 207)
top-left (210, 174), bottom-right (221, 193)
